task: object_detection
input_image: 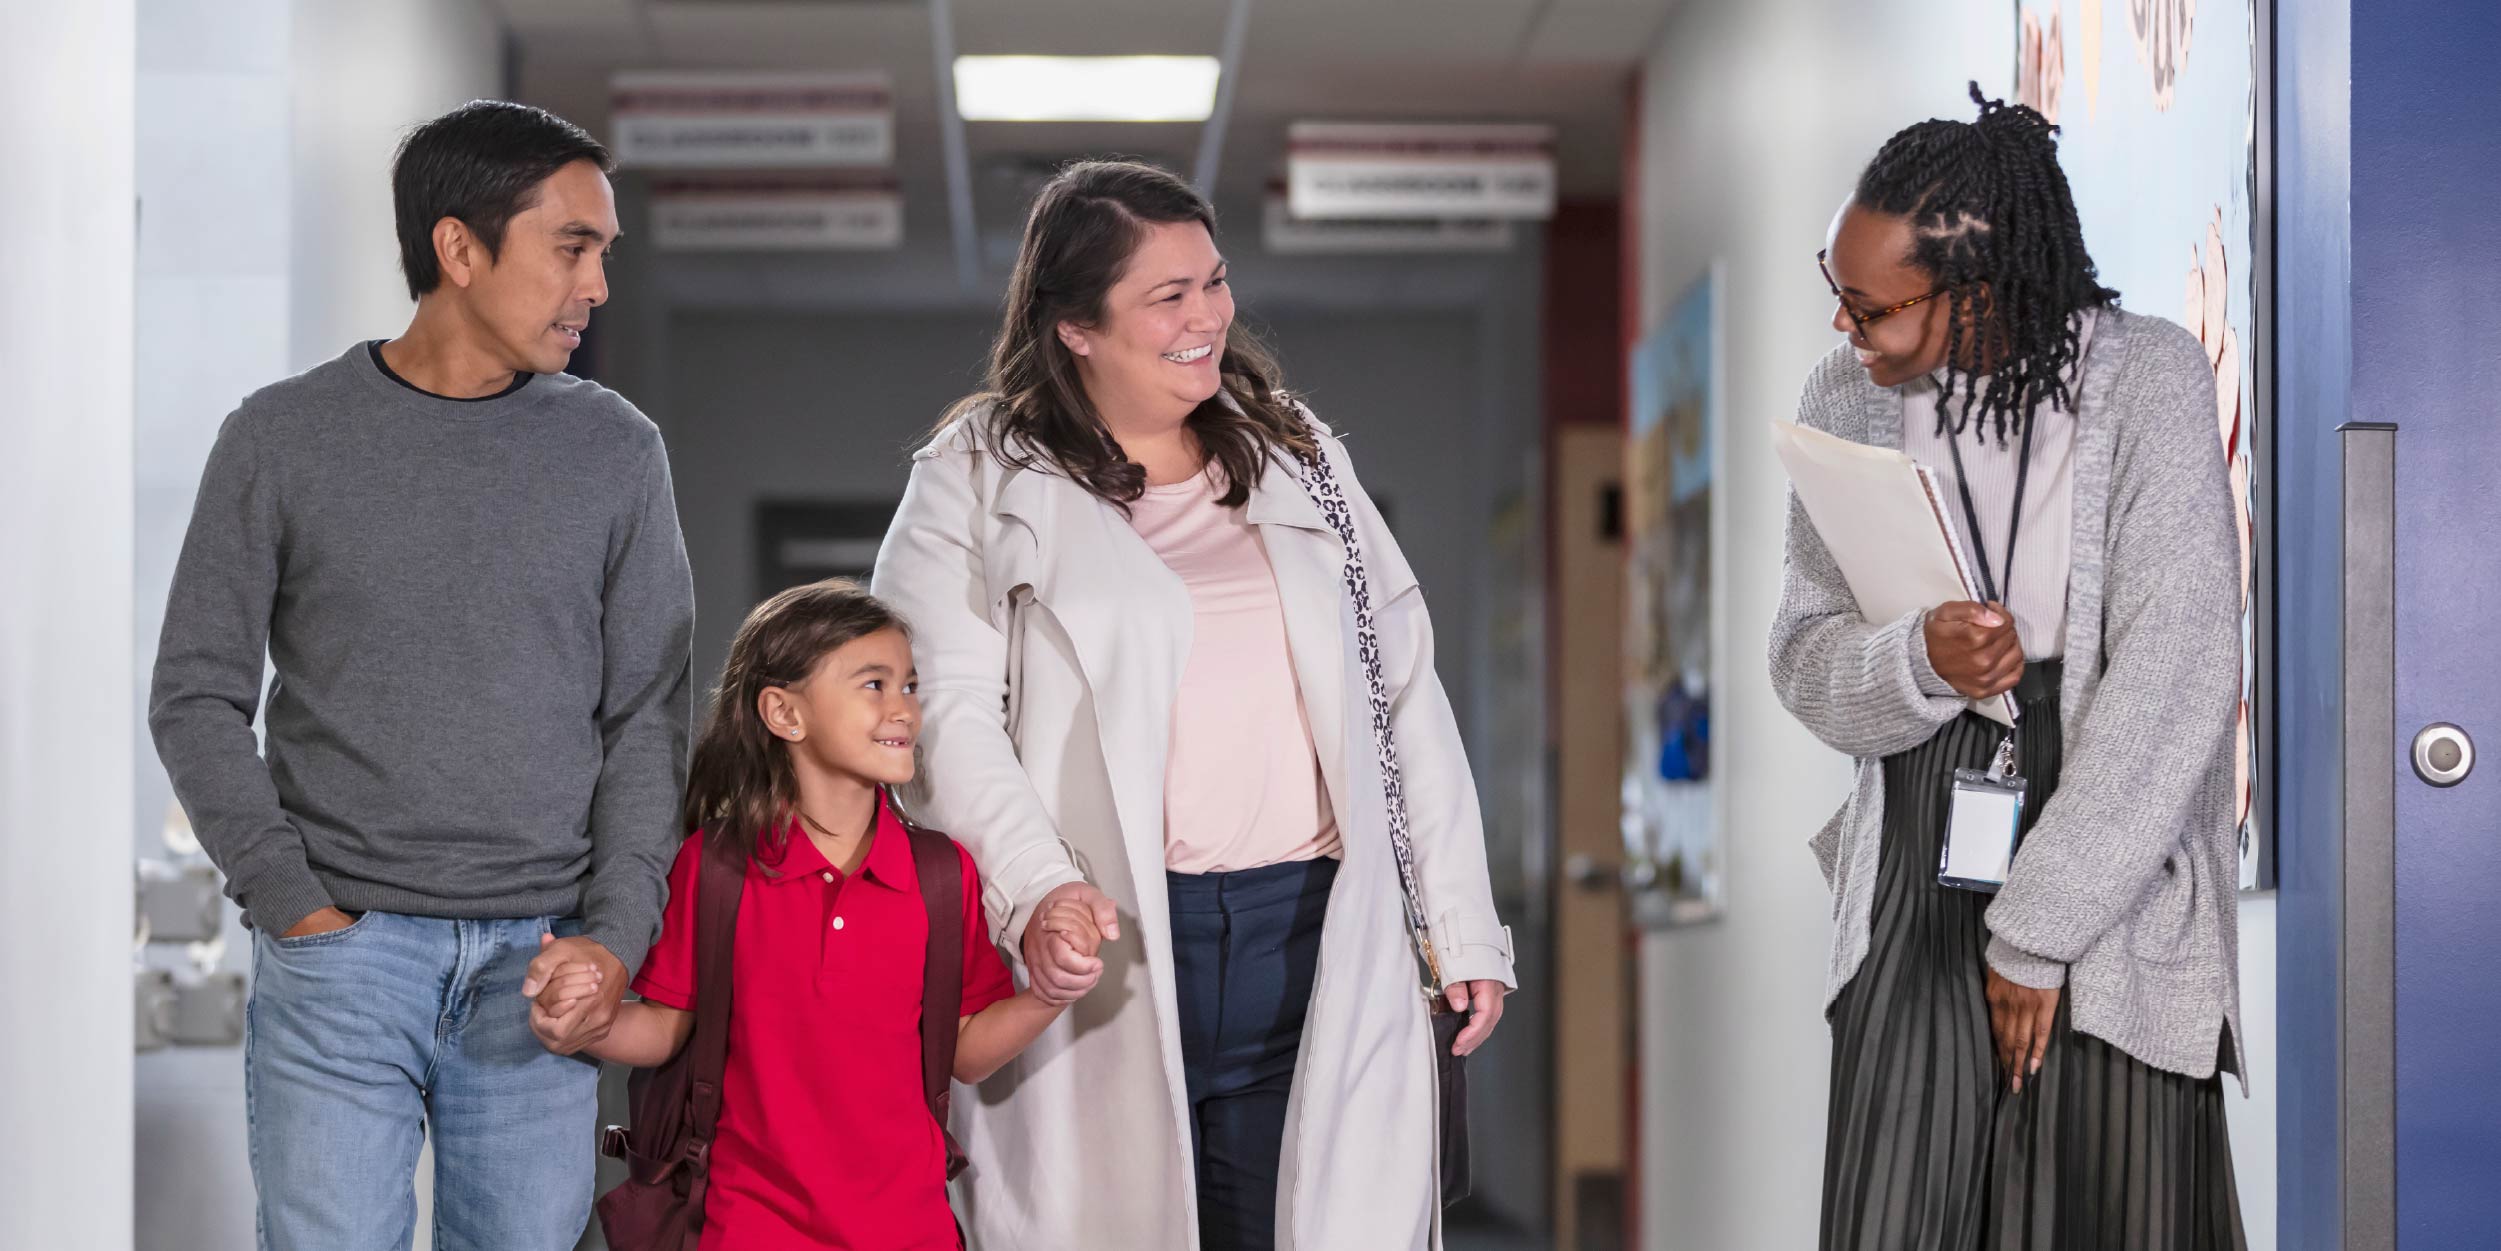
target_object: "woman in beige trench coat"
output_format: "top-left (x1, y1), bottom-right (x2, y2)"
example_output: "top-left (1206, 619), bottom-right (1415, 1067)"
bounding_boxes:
top-left (870, 161), bottom-right (1518, 1251)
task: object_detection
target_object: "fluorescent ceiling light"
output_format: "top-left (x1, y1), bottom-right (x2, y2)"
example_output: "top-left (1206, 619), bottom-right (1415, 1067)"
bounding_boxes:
top-left (953, 56), bottom-right (1220, 122)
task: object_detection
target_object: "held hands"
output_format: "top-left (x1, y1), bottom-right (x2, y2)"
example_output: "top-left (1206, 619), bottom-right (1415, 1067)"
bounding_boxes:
top-left (950, 893), bottom-right (1119, 1085)
top-left (1984, 964), bottom-right (2060, 1094)
top-left (521, 934), bottom-right (627, 1056)
top-left (1031, 899), bottom-right (1108, 1004)
top-left (528, 950), bottom-right (605, 1052)
top-left (1924, 601), bottom-right (2023, 700)
top-left (1022, 882), bottom-right (1123, 1007)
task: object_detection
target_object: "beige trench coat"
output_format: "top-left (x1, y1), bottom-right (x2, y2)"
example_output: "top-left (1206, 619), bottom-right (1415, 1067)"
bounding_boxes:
top-left (870, 409), bottom-right (1518, 1250)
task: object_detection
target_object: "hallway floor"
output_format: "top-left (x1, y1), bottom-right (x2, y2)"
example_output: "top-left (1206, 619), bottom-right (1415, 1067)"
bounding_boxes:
top-left (1446, 1210), bottom-right (1548, 1250)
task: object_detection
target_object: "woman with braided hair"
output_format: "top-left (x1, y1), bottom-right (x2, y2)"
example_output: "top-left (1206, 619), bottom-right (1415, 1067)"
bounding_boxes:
top-left (1771, 85), bottom-right (2247, 1248)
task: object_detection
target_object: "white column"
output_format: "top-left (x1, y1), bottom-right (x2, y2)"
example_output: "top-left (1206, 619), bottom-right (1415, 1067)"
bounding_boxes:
top-left (0, 1), bottom-right (139, 1248)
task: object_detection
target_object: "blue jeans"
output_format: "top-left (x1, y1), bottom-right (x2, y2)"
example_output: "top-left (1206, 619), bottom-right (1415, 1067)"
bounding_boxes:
top-left (245, 910), bottom-right (599, 1251)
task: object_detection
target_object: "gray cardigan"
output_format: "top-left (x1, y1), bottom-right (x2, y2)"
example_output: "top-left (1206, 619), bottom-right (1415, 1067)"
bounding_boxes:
top-left (1768, 308), bottom-right (2245, 1083)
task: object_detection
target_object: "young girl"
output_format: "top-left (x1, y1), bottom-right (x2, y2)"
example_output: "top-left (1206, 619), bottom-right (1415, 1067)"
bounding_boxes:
top-left (530, 579), bottom-right (1106, 1249)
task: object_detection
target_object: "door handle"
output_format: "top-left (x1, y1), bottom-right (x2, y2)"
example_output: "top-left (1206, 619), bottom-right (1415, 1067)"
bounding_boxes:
top-left (2412, 723), bottom-right (2475, 787)
top-left (2338, 420), bottom-right (2397, 1250)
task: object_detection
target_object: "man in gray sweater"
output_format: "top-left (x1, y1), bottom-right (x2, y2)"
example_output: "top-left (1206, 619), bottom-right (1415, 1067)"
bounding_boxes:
top-left (149, 101), bottom-right (691, 1250)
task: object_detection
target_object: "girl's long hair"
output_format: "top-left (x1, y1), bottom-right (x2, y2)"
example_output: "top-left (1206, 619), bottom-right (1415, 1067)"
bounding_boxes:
top-left (682, 578), bottom-right (909, 867)
top-left (933, 158), bottom-right (1315, 508)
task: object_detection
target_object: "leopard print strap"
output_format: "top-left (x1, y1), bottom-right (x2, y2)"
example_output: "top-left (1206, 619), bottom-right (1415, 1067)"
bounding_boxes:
top-left (1286, 414), bottom-right (1444, 991)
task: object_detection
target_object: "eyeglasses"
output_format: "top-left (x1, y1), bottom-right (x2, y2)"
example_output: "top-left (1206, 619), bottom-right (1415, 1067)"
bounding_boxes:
top-left (1818, 248), bottom-right (1946, 336)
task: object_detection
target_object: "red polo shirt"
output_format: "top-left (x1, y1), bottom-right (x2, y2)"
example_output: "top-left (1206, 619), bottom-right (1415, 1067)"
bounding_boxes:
top-left (631, 796), bottom-right (1014, 1250)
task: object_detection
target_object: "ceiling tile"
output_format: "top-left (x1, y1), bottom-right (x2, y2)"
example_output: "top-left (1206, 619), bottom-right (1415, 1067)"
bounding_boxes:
top-left (643, 1), bottom-right (934, 69)
top-left (494, 0), bottom-right (643, 26)
top-left (497, 0), bottom-right (653, 63)
top-left (948, 0), bottom-right (1230, 55)
top-left (1243, 2), bottom-right (1543, 66)
top-left (1520, 8), bottom-right (1670, 64)
top-left (509, 0), bottom-right (1639, 218)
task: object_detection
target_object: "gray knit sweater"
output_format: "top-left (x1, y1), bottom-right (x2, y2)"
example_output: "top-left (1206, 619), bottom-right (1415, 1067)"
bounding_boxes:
top-left (148, 345), bottom-right (693, 973)
top-left (1768, 308), bottom-right (2245, 1083)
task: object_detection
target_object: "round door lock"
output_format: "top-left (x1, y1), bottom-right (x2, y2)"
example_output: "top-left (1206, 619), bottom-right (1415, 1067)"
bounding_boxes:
top-left (2412, 723), bottom-right (2474, 788)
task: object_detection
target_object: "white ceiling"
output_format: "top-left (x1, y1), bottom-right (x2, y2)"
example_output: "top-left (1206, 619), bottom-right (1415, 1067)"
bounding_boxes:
top-left (496, 0), bottom-right (1664, 216)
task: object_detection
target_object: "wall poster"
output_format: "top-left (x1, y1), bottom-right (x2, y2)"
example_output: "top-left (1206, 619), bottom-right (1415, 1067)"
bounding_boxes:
top-left (1623, 265), bottom-right (1723, 926)
top-left (2016, 0), bottom-right (2270, 889)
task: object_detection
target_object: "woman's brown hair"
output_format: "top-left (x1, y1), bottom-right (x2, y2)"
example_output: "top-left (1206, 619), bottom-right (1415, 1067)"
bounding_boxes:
top-left (682, 578), bottom-right (910, 867)
top-left (934, 159), bottom-right (1316, 507)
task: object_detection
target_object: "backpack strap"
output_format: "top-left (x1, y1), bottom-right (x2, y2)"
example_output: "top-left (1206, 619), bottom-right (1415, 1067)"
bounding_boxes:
top-left (684, 830), bottom-right (747, 1209)
top-left (901, 803), bottom-right (970, 1180)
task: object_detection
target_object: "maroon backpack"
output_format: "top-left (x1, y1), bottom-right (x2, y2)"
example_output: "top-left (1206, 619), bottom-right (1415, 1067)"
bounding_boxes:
top-left (595, 815), bottom-right (971, 1250)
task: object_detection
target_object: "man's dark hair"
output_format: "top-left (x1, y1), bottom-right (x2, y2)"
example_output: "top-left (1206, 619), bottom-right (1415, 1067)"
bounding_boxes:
top-left (391, 100), bottom-right (612, 300)
top-left (1855, 83), bottom-right (2120, 443)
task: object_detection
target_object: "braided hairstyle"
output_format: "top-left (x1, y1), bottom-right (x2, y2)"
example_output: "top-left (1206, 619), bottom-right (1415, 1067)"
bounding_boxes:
top-left (1854, 82), bottom-right (2118, 443)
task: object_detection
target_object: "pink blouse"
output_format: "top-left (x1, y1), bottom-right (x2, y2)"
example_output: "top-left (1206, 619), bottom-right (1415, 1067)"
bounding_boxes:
top-left (1126, 469), bottom-right (1342, 874)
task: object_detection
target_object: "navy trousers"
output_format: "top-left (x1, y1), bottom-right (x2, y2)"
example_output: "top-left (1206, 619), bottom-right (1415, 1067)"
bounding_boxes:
top-left (1167, 856), bottom-right (1339, 1251)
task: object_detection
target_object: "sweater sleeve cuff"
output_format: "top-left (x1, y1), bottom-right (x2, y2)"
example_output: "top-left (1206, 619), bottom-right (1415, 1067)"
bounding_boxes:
top-left (237, 856), bottom-right (334, 940)
top-left (1986, 934), bottom-right (2068, 990)
top-left (581, 915), bottom-right (658, 982)
top-left (1905, 610), bottom-right (1961, 700)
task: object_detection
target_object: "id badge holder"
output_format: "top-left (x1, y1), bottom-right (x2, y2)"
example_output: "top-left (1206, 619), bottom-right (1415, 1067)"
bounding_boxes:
top-left (1939, 737), bottom-right (2027, 893)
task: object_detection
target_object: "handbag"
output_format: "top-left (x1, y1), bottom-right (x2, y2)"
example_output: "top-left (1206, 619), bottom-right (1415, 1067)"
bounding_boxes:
top-left (1287, 416), bottom-right (1473, 1207)
top-left (595, 805), bottom-right (971, 1249)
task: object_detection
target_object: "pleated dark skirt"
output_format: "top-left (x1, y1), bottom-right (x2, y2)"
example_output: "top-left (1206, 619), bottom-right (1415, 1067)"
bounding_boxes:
top-left (1820, 660), bottom-right (2246, 1251)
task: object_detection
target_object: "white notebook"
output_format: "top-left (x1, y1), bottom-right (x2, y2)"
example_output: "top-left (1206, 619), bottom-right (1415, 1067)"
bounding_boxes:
top-left (1770, 419), bottom-right (2019, 727)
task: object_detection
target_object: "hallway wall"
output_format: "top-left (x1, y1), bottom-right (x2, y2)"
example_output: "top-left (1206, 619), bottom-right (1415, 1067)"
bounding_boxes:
top-left (131, 6), bottom-right (294, 1246)
top-left (1626, 2), bottom-right (2277, 1248)
top-left (285, 0), bottom-right (508, 374)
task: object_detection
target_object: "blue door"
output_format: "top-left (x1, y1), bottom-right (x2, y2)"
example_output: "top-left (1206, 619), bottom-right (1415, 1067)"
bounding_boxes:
top-left (2279, 2), bottom-right (2501, 1247)
top-left (2366, 1), bottom-right (2501, 1241)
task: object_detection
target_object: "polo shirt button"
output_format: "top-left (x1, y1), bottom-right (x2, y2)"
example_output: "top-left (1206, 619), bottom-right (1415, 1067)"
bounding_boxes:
top-left (821, 871), bottom-right (834, 883)
top-left (833, 916), bottom-right (846, 930)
